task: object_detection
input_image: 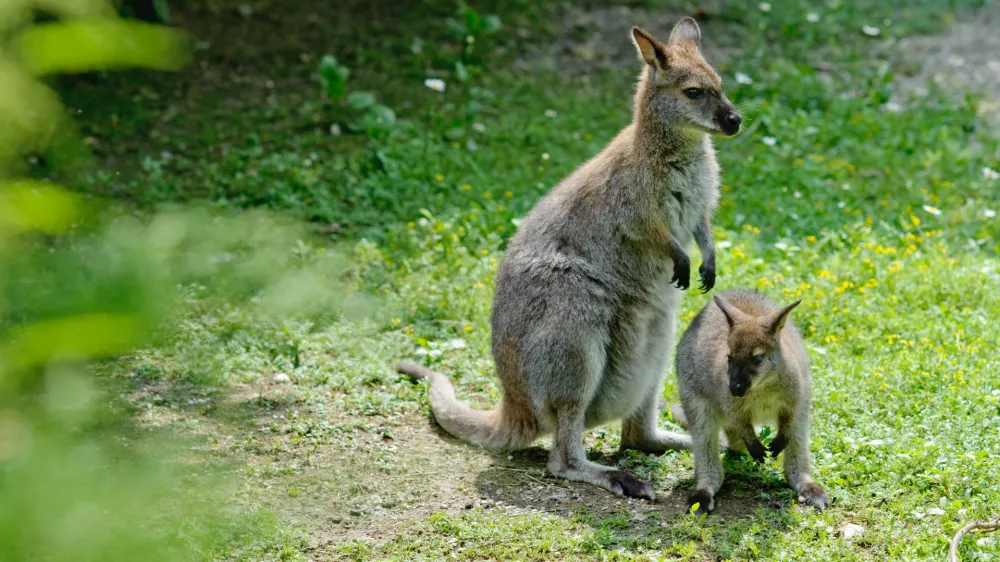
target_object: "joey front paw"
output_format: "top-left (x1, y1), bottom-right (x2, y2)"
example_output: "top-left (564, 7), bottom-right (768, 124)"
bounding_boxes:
top-left (671, 257), bottom-right (691, 290)
top-left (768, 434), bottom-right (788, 457)
top-left (698, 262), bottom-right (716, 294)
top-left (746, 438), bottom-right (767, 464)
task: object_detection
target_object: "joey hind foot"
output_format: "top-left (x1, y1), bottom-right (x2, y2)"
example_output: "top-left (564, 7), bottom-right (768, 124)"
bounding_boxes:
top-left (797, 482), bottom-right (829, 511)
top-left (684, 489), bottom-right (714, 518)
top-left (672, 256), bottom-right (691, 290)
top-left (604, 470), bottom-right (656, 501)
top-left (698, 262), bottom-right (716, 294)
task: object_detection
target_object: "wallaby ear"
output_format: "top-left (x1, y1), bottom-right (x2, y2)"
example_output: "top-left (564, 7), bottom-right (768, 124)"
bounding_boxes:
top-left (714, 295), bottom-right (749, 328)
top-left (631, 26), bottom-right (668, 70)
top-left (668, 17), bottom-right (701, 49)
top-left (764, 300), bottom-right (801, 335)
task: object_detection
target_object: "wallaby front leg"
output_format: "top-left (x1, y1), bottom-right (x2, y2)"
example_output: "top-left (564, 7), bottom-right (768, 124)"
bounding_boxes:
top-left (693, 212), bottom-right (716, 294)
top-left (548, 406), bottom-right (656, 500)
top-left (682, 398), bottom-right (724, 517)
top-left (781, 405), bottom-right (829, 510)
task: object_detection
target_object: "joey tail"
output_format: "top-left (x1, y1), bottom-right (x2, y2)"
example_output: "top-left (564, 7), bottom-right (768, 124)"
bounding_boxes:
top-left (395, 362), bottom-right (538, 450)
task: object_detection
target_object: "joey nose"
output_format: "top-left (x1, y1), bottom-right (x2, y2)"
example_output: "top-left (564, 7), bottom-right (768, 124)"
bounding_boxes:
top-left (726, 112), bottom-right (742, 127)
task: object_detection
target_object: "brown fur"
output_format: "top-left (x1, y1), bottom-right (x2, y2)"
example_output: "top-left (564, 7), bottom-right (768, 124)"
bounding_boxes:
top-left (675, 289), bottom-right (829, 516)
top-left (398, 18), bottom-right (742, 500)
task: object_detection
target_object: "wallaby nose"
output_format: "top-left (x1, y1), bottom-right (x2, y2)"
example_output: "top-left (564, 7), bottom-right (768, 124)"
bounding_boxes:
top-left (726, 112), bottom-right (742, 128)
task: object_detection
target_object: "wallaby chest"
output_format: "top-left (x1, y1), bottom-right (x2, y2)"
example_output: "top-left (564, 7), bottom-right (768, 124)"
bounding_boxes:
top-left (660, 151), bottom-right (719, 242)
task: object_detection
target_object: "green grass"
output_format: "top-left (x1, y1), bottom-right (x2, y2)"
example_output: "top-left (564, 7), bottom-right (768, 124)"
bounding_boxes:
top-left (49, 0), bottom-right (1000, 560)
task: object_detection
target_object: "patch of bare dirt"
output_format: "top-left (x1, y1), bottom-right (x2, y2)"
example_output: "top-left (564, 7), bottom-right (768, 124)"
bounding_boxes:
top-left (515, 2), bottom-right (739, 74)
top-left (892, 3), bottom-right (1000, 128)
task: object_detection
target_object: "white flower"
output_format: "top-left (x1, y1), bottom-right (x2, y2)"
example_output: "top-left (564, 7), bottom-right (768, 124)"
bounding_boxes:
top-left (424, 78), bottom-right (446, 92)
top-left (841, 183), bottom-right (851, 190)
top-left (862, 25), bottom-right (881, 37)
top-left (927, 508), bottom-right (946, 516)
top-left (759, 2), bottom-right (771, 12)
top-left (983, 167), bottom-right (1000, 180)
top-left (868, 439), bottom-right (884, 446)
top-left (794, 191), bottom-right (802, 198)
top-left (806, 12), bottom-right (821, 23)
top-left (471, 122), bottom-right (487, 133)
top-left (883, 101), bottom-right (903, 113)
top-left (544, 109), bottom-right (557, 118)
top-left (717, 240), bottom-right (732, 249)
top-left (415, 347), bottom-right (428, 356)
top-left (922, 205), bottom-right (942, 215)
top-left (762, 136), bottom-right (777, 146)
top-left (774, 242), bottom-right (788, 251)
top-left (735, 72), bottom-right (754, 85)
top-left (428, 349), bottom-right (443, 359)
top-left (447, 339), bottom-right (467, 350)
top-left (272, 373), bottom-right (290, 383)
top-left (541, 153), bottom-right (550, 160)
top-left (985, 209), bottom-right (997, 218)
top-left (838, 201), bottom-right (847, 209)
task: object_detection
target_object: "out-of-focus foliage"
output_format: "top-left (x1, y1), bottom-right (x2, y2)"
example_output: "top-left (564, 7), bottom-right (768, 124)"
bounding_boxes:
top-left (0, 2), bottom-right (347, 560)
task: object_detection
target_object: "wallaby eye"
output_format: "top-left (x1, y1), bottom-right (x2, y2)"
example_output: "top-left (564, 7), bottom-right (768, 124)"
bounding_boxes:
top-left (751, 354), bottom-right (765, 365)
top-left (684, 88), bottom-right (705, 100)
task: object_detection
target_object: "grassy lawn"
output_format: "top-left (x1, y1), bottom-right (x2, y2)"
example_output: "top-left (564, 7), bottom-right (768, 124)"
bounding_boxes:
top-left (40, 0), bottom-right (1000, 560)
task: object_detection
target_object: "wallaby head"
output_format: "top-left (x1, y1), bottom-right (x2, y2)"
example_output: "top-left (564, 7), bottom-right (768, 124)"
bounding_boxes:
top-left (712, 295), bottom-right (800, 397)
top-left (631, 19), bottom-right (742, 137)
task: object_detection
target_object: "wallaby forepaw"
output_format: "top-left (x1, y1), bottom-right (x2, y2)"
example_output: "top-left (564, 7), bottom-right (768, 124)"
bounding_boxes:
top-left (767, 434), bottom-right (788, 457)
top-left (605, 470), bottom-right (656, 501)
top-left (797, 482), bottom-right (829, 511)
top-left (684, 489), bottom-right (714, 518)
top-left (698, 263), bottom-right (715, 293)
top-left (746, 438), bottom-right (767, 464)
top-left (672, 258), bottom-right (691, 290)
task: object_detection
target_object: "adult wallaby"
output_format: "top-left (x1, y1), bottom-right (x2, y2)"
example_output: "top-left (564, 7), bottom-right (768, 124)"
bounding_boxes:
top-left (675, 290), bottom-right (829, 516)
top-left (397, 17), bottom-right (742, 500)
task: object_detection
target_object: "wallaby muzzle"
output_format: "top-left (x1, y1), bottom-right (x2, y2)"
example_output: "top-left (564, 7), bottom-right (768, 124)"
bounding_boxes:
top-left (728, 364), bottom-right (750, 397)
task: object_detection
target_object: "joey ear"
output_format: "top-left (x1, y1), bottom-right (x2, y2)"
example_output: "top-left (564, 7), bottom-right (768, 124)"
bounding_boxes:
top-left (714, 295), bottom-right (749, 328)
top-left (668, 17), bottom-right (701, 49)
top-left (764, 300), bottom-right (801, 335)
top-left (631, 26), bottom-right (668, 70)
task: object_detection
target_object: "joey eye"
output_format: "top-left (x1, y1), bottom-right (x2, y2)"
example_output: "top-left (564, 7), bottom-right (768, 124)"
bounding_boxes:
top-left (751, 354), bottom-right (765, 365)
top-left (684, 88), bottom-right (705, 100)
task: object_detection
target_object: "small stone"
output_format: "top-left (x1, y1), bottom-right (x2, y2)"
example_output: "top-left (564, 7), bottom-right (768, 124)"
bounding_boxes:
top-left (273, 373), bottom-right (290, 383)
top-left (840, 523), bottom-right (864, 539)
top-left (465, 502), bottom-right (474, 510)
top-left (330, 515), bottom-right (343, 524)
top-left (349, 509), bottom-right (362, 517)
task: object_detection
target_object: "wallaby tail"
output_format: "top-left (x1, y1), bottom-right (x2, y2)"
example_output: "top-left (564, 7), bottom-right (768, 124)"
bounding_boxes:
top-left (395, 362), bottom-right (537, 451)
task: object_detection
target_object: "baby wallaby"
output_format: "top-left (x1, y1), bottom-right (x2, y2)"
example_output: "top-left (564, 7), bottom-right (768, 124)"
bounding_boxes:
top-left (396, 18), bottom-right (742, 501)
top-left (675, 289), bottom-right (828, 516)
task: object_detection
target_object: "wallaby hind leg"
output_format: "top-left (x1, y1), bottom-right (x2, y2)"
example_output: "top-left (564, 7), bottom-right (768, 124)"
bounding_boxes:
top-left (620, 308), bottom-right (691, 454)
top-left (621, 389), bottom-right (692, 454)
top-left (548, 406), bottom-right (655, 500)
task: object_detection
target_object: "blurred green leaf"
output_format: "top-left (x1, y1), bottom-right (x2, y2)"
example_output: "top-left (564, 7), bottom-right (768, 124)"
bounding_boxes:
top-left (346, 90), bottom-right (376, 110)
top-left (1, 313), bottom-right (142, 376)
top-left (0, 181), bottom-right (80, 235)
top-left (14, 20), bottom-right (192, 75)
top-left (318, 54), bottom-right (349, 100)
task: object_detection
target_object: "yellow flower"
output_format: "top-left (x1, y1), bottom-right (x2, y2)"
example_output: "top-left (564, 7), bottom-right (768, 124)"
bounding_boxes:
top-left (435, 173), bottom-right (445, 181)
top-left (806, 235), bottom-right (817, 243)
top-left (461, 183), bottom-right (472, 191)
